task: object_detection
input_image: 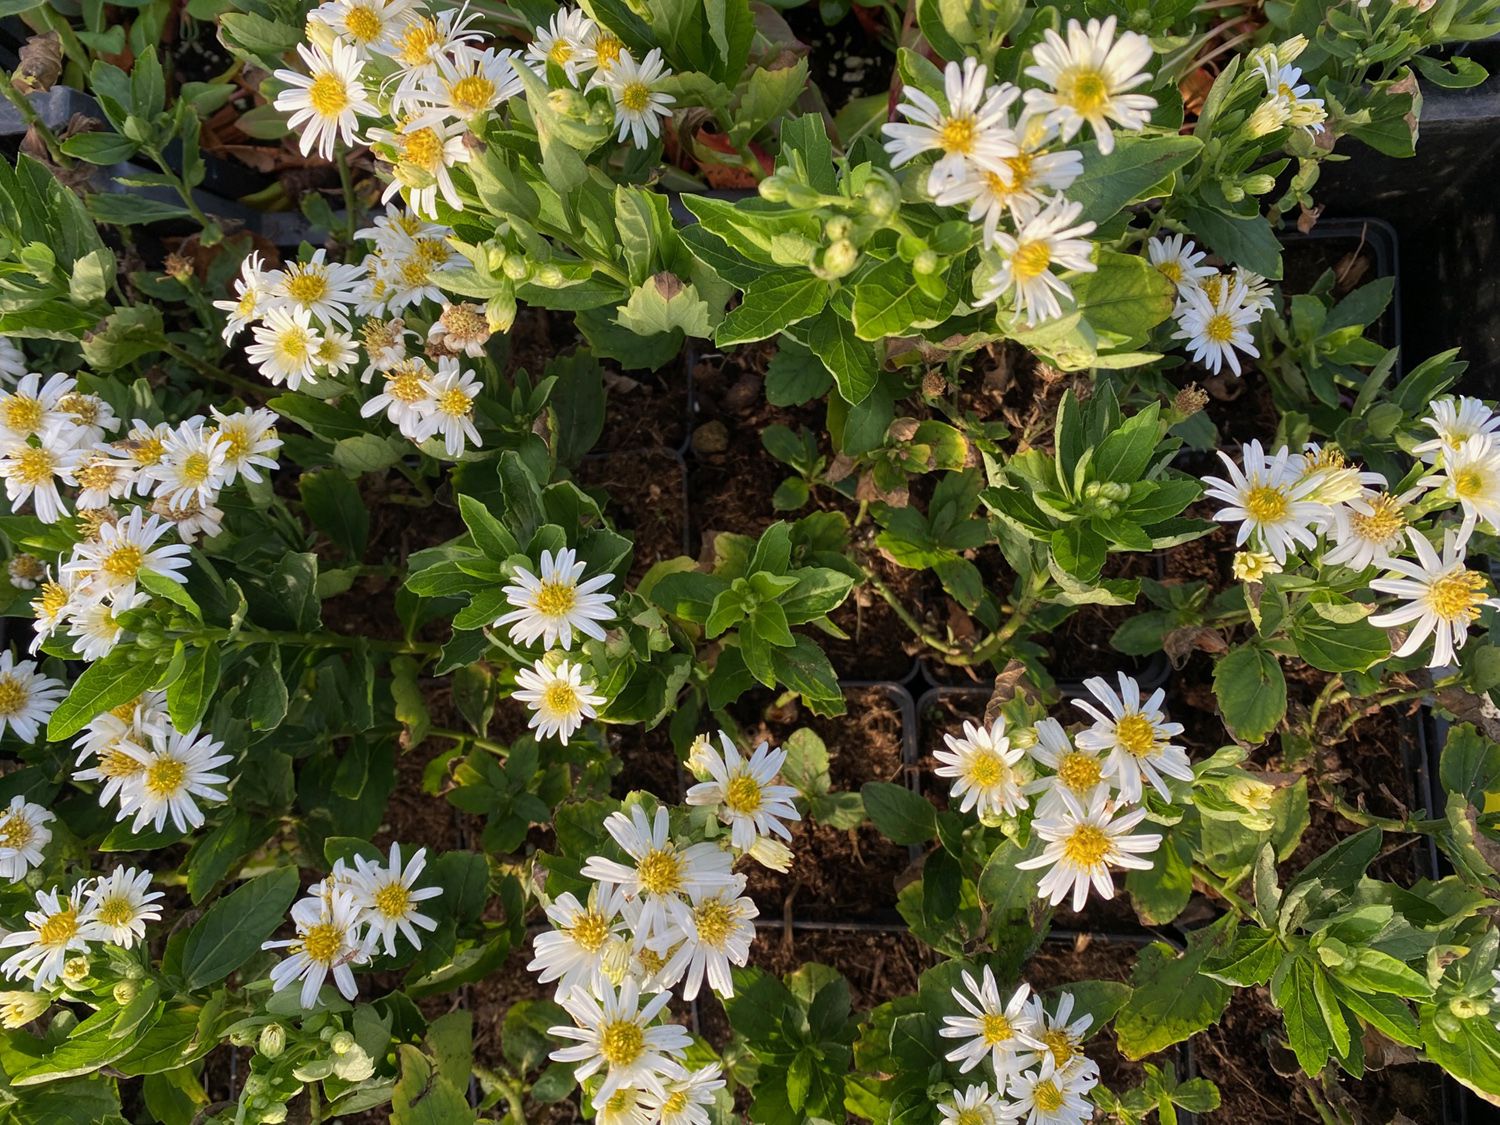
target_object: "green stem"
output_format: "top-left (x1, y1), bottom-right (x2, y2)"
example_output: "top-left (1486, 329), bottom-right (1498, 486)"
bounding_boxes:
top-left (946, 571), bottom-right (1049, 667)
top-left (429, 727), bottom-right (510, 756)
top-left (143, 144), bottom-right (215, 231)
top-left (472, 1064), bottom-right (525, 1121)
top-left (1330, 686), bottom-right (1428, 740)
top-left (0, 81), bottom-right (69, 166)
top-left (159, 341), bottom-right (268, 399)
top-left (229, 627), bottom-right (441, 656)
top-left (1191, 863), bottom-right (1253, 919)
top-left (866, 571), bottom-right (964, 656)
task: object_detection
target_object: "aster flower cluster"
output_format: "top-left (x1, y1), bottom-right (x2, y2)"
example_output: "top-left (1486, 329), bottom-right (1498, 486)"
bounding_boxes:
top-left (1207, 402), bottom-right (1500, 668)
top-left (1247, 43), bottom-right (1328, 140)
top-left (937, 968), bottom-right (1101, 1125)
top-left (937, 673), bottom-right (1180, 913)
top-left (1149, 234), bottom-right (1275, 377)
top-left (0, 866), bottom-right (162, 991)
top-left (261, 843), bottom-right (441, 1010)
top-left (534, 729), bottom-right (801, 1117)
top-left (882, 18), bottom-right (1157, 326)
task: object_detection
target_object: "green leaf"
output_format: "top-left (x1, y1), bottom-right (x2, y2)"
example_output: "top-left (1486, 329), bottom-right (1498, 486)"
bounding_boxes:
top-left (1115, 925), bottom-right (1233, 1059)
top-left (299, 469), bottom-right (370, 558)
top-left (1212, 644), bottom-right (1285, 743)
top-left (806, 306), bottom-right (879, 405)
top-left (167, 645), bottom-right (220, 732)
top-left (715, 271), bottom-right (829, 346)
top-left (851, 255), bottom-right (956, 341)
top-left (860, 781), bottom-right (936, 845)
top-left (1289, 594), bottom-right (1389, 673)
top-left (1067, 134), bottom-right (1203, 224)
top-left (1270, 953), bottom-right (1335, 1075)
top-left (180, 868), bottom-right (300, 991)
top-left (1071, 251), bottom-right (1177, 344)
top-left (47, 647), bottom-right (166, 741)
top-left (1177, 203), bottom-right (1284, 279)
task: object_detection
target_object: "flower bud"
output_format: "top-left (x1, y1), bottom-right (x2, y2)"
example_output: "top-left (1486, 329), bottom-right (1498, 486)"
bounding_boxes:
top-left (861, 177), bottom-right (898, 219)
top-left (112, 980), bottom-right (138, 1005)
top-left (912, 250), bottom-right (939, 276)
top-left (501, 256), bottom-right (530, 282)
top-left (259, 1105), bottom-right (288, 1125)
top-left (1232, 550), bottom-right (1281, 583)
top-left (1450, 995), bottom-right (1490, 1020)
top-left (258, 1024), bottom-right (286, 1059)
top-left (757, 175), bottom-right (790, 204)
top-left (1173, 384), bottom-right (1208, 417)
top-left (820, 239), bottom-right (859, 278)
top-left (330, 1031), bottom-right (356, 1056)
top-left (747, 836), bottom-right (794, 872)
top-left (62, 956), bottom-right (90, 984)
top-left (0, 991), bottom-right (49, 1029)
top-left (1278, 35), bottom-right (1309, 65)
top-left (686, 734), bottom-right (718, 782)
top-left (824, 216), bottom-right (852, 241)
top-left (1226, 775), bottom-right (1276, 813)
top-left (243, 1075), bottom-right (269, 1098)
top-left (1246, 99), bottom-right (1290, 138)
top-left (1242, 174), bottom-right (1277, 196)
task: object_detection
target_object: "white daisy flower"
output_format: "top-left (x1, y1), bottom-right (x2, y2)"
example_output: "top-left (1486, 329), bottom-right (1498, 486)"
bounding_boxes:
top-left (368, 116), bottom-right (471, 219)
top-left (413, 357), bottom-right (483, 457)
top-left (528, 884), bottom-right (631, 1000)
top-left (1023, 16), bottom-right (1157, 154)
top-left (1172, 278), bottom-right (1262, 377)
top-left (0, 989), bottom-right (49, 1027)
top-left (513, 658), bottom-right (605, 746)
top-left (1423, 435), bottom-right (1500, 544)
top-left (934, 717), bottom-right (1029, 821)
top-left (119, 419), bottom-right (174, 488)
top-left (938, 1084), bottom-right (1009, 1125)
top-left (270, 250), bottom-right (366, 332)
top-left (0, 434), bottom-right (83, 522)
top-left (547, 976), bottom-right (691, 1108)
top-left (358, 317), bottom-right (413, 381)
top-left (577, 27), bottom-right (630, 83)
top-left (6, 552), bottom-right (44, 589)
top-left (380, 9), bottom-right (484, 76)
top-left (0, 885), bottom-right (92, 990)
top-left (1323, 489), bottom-right (1413, 572)
top-left (595, 1088), bottom-right (654, 1125)
top-left (247, 306), bottom-right (325, 390)
top-left (882, 58), bottom-right (1020, 196)
top-left (310, 0), bottom-right (421, 58)
top-left (82, 866), bottom-right (162, 947)
top-left (1147, 234), bottom-right (1214, 293)
top-left (1412, 396), bottom-right (1500, 464)
top-left (1201, 440), bottom-right (1327, 563)
top-left (1257, 59), bottom-right (1325, 135)
top-left (1016, 787), bottom-right (1162, 911)
top-left (1026, 990), bottom-right (1095, 1078)
top-left (496, 546), bottom-right (616, 651)
top-left (212, 251), bottom-right (273, 342)
top-left (1232, 266), bottom-right (1276, 313)
top-left (65, 506), bottom-right (191, 603)
top-left (640, 1064), bottom-right (726, 1125)
top-left (209, 407), bottom-right (282, 486)
top-left (1072, 673), bottom-right (1191, 804)
top-left (273, 39), bottom-right (377, 160)
top-left (1025, 716), bottom-right (1112, 817)
top-left (263, 889), bottom-right (369, 1009)
top-left (603, 49), bottom-right (677, 149)
top-left (415, 45), bottom-right (525, 121)
top-left (0, 338), bottom-right (25, 384)
top-left (29, 570), bottom-right (88, 653)
top-left (361, 358), bottom-right (433, 432)
top-left (72, 695), bottom-right (166, 811)
top-left (0, 650), bottom-right (65, 744)
top-left (580, 805), bottom-right (738, 944)
top-left (152, 495), bottom-right (224, 545)
top-left (976, 197), bottom-right (1097, 325)
top-left (1295, 444), bottom-right (1384, 508)
top-left (1007, 1056), bottom-right (1098, 1125)
top-left (383, 230), bottom-right (458, 312)
top-left (114, 724), bottom-right (232, 834)
top-left (313, 329), bottom-right (359, 379)
top-left (57, 393), bottom-right (119, 446)
top-left (346, 843), bottom-right (442, 956)
top-left (0, 796), bottom-right (53, 882)
top-left (933, 106), bottom-right (1083, 244)
top-left (67, 591), bottom-right (147, 662)
top-left (0, 373), bottom-right (74, 442)
top-left (939, 967), bottom-right (1042, 1081)
top-left (659, 884), bottom-right (758, 1000)
top-left (72, 448), bottom-right (136, 509)
top-left (1371, 528), bottom-right (1499, 668)
top-left (684, 732), bottom-right (800, 852)
top-left (526, 7), bottom-right (598, 84)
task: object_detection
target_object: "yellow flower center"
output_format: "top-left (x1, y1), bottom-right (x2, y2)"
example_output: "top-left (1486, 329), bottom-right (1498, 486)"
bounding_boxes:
top-left (284, 271), bottom-right (329, 306)
top-left (437, 388), bottom-right (473, 419)
top-left (95, 896), bottom-right (135, 927)
top-left (235, 289), bottom-right (258, 317)
top-left (399, 257), bottom-right (432, 287)
top-left (636, 848), bottom-right (683, 896)
top-left (1429, 570), bottom-right (1489, 622)
top-left (3, 397), bottom-right (42, 432)
top-left (401, 127), bottom-right (443, 169)
top-left (1156, 260), bottom-right (1183, 283)
top-left (1114, 713), bottom-right (1158, 758)
top-left (448, 74), bottom-right (496, 113)
top-left (36, 582), bottom-right (68, 618)
top-left (981, 1011), bottom-right (1012, 1044)
top-left (101, 543), bottom-right (144, 581)
top-left (620, 82), bottom-right (650, 113)
top-left (373, 880), bottom-right (411, 919)
top-left (599, 1020), bottom-right (643, 1067)
top-left (723, 774), bottom-right (763, 813)
top-left (692, 898), bottom-right (736, 946)
top-left (1350, 495), bottom-right (1405, 544)
top-left (534, 580), bottom-right (576, 617)
top-left (593, 34), bottom-right (623, 69)
top-left (59, 394), bottom-right (98, 425)
top-left (131, 435), bottom-right (165, 466)
top-left (1453, 466), bottom-right (1488, 499)
top-left (144, 756), bottom-right (187, 797)
top-left (1032, 1079), bottom-right (1064, 1113)
top-left (1059, 67), bottom-right (1109, 115)
top-left (1243, 484), bottom-right (1289, 523)
top-left (0, 676), bottom-right (27, 717)
top-left (277, 328), bottom-right (312, 364)
top-left (12, 446), bottom-right (55, 486)
top-left (548, 39), bottom-right (574, 65)
top-left (938, 114), bottom-right (978, 155)
top-left (301, 921), bottom-right (344, 964)
top-left (387, 371), bottom-right (427, 404)
top-left (1004, 151), bottom-right (1034, 187)
top-left (1062, 824), bottom-right (1111, 867)
top-left (307, 73), bottom-right (350, 118)
top-left (1204, 312), bottom-right (1236, 343)
top-left (1056, 751), bottom-right (1103, 793)
top-left (661, 1090), bottom-right (689, 1113)
top-left (569, 910), bottom-right (610, 952)
top-left (397, 20), bottom-right (442, 67)
top-left (1202, 275), bottom-right (1225, 305)
top-left (983, 170), bottom-right (1013, 199)
top-left (1011, 240), bottom-right (1053, 281)
top-left (636, 945), bottom-right (667, 974)
top-left (343, 4), bottom-right (382, 42)
top-left (37, 908), bottom-right (78, 947)
top-left (1042, 1027), bottom-right (1077, 1066)
top-left (0, 811), bottom-right (31, 847)
top-left (541, 679), bottom-right (579, 714)
top-left (415, 237), bottom-right (450, 266)
top-left (76, 460), bottom-right (118, 491)
top-left (98, 749), bottom-right (144, 779)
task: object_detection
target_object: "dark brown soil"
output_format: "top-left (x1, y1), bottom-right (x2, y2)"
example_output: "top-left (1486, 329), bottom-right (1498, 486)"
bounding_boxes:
top-left (733, 685), bottom-right (914, 922)
top-left (820, 546), bottom-right (922, 682)
top-left (574, 449), bottom-right (688, 585)
top-left (608, 719), bottom-right (682, 803)
top-left (1045, 550), bottom-right (1166, 684)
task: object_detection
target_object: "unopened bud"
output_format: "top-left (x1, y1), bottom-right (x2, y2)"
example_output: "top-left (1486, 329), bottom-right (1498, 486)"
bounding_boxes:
top-left (1232, 550), bottom-right (1281, 582)
top-left (62, 956), bottom-right (89, 984)
top-left (921, 370), bottom-right (947, 399)
top-left (912, 250), bottom-right (939, 276)
top-left (1246, 99), bottom-right (1290, 138)
top-left (0, 991), bottom-right (49, 1028)
top-left (258, 1024), bottom-right (286, 1058)
top-left (824, 216), bottom-right (852, 241)
top-left (259, 1106), bottom-right (288, 1124)
top-left (501, 256), bottom-right (529, 282)
top-left (243, 1075), bottom-right (269, 1098)
top-left (112, 980), bottom-right (138, 1005)
top-left (330, 1031), bottom-right (355, 1056)
top-left (861, 178), bottom-right (898, 219)
top-left (757, 175), bottom-right (790, 204)
top-left (820, 239), bottom-right (859, 278)
top-left (1242, 174), bottom-right (1277, 196)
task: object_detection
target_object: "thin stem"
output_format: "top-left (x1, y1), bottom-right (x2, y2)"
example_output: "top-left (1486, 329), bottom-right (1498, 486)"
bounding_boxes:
top-left (143, 144), bottom-right (215, 231)
top-left (947, 571), bottom-right (1049, 667)
top-left (866, 571), bottom-right (964, 656)
top-left (232, 627), bottom-right (441, 656)
top-left (1191, 863), bottom-right (1253, 919)
top-left (429, 727), bottom-right (511, 756)
top-left (1330, 687), bottom-right (1428, 739)
top-left (472, 1064), bottom-right (525, 1121)
top-left (160, 341), bottom-right (268, 399)
top-left (336, 150), bottom-right (359, 248)
top-left (0, 82), bottom-right (70, 166)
